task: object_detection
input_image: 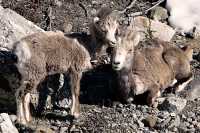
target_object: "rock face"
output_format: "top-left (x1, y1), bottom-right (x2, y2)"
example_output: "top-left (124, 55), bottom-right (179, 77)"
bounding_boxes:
top-left (186, 79), bottom-right (200, 101)
top-left (0, 5), bottom-right (43, 49)
top-left (0, 113), bottom-right (19, 133)
top-left (129, 16), bottom-right (175, 42)
top-left (158, 97), bottom-right (187, 113)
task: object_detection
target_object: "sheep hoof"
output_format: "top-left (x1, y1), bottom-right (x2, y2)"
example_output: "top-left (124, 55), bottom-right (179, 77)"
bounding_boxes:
top-left (17, 117), bottom-right (27, 125)
top-left (25, 115), bottom-right (32, 122)
top-left (72, 112), bottom-right (80, 119)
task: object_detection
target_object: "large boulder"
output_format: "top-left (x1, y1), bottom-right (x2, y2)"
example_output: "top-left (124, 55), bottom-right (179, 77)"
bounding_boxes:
top-left (129, 16), bottom-right (175, 42)
top-left (0, 113), bottom-right (18, 133)
top-left (0, 5), bottom-right (43, 49)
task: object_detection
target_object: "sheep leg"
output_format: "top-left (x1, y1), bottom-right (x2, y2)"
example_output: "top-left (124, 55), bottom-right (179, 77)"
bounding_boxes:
top-left (147, 85), bottom-right (161, 107)
top-left (16, 82), bottom-right (27, 125)
top-left (70, 71), bottom-right (82, 118)
top-left (23, 92), bottom-right (32, 122)
top-left (175, 74), bottom-right (193, 92)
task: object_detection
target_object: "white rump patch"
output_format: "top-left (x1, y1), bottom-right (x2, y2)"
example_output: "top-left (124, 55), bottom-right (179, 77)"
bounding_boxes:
top-left (15, 41), bottom-right (31, 67)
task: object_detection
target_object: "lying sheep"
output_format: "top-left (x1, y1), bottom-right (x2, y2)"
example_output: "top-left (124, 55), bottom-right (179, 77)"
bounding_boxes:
top-left (9, 31), bottom-right (92, 125)
top-left (111, 28), bottom-right (193, 105)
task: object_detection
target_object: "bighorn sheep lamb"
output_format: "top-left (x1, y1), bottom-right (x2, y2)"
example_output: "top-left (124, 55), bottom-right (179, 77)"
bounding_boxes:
top-left (64, 7), bottom-right (120, 65)
top-left (89, 7), bottom-right (120, 59)
top-left (111, 28), bottom-right (193, 106)
top-left (9, 31), bottom-right (92, 125)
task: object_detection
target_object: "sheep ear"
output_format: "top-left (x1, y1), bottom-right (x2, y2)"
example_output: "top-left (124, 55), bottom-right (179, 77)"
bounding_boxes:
top-left (133, 33), bottom-right (140, 46)
top-left (126, 30), bottom-right (140, 47)
top-left (93, 17), bottom-right (100, 23)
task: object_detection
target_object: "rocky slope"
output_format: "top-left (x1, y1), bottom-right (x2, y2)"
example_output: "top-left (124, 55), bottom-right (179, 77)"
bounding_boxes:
top-left (0, 0), bottom-right (200, 133)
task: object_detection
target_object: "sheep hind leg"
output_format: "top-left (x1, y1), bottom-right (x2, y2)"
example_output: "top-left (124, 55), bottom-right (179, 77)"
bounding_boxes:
top-left (175, 74), bottom-right (193, 93)
top-left (24, 92), bottom-right (32, 122)
top-left (70, 71), bottom-right (82, 119)
top-left (16, 82), bottom-right (27, 125)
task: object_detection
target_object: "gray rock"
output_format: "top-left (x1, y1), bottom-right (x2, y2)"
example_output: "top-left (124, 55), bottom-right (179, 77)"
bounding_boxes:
top-left (0, 113), bottom-right (18, 133)
top-left (186, 79), bottom-right (200, 101)
top-left (9, 115), bottom-right (17, 123)
top-left (0, 5), bottom-right (43, 49)
top-left (158, 97), bottom-right (187, 113)
top-left (129, 16), bottom-right (175, 41)
top-left (143, 115), bottom-right (157, 128)
top-left (150, 6), bottom-right (168, 21)
top-left (54, 0), bottom-right (62, 7)
top-left (156, 117), bottom-right (171, 129)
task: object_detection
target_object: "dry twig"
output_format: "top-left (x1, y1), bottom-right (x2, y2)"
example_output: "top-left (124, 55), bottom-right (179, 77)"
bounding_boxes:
top-left (131, 0), bottom-right (165, 16)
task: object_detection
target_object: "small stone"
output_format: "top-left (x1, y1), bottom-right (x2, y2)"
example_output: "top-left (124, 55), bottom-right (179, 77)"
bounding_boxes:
top-left (185, 122), bottom-right (190, 127)
top-left (170, 113), bottom-right (176, 117)
top-left (187, 118), bottom-right (192, 123)
top-left (197, 123), bottom-right (200, 128)
top-left (189, 124), bottom-right (194, 128)
top-left (143, 115), bottom-right (157, 128)
top-left (181, 114), bottom-right (186, 120)
top-left (90, 9), bottom-right (97, 16)
top-left (158, 111), bottom-right (170, 119)
top-left (117, 103), bottom-right (123, 108)
top-left (150, 6), bottom-right (168, 21)
top-left (168, 116), bottom-right (180, 128)
top-left (36, 126), bottom-right (54, 133)
top-left (54, 0), bottom-right (62, 7)
top-left (91, 1), bottom-right (98, 5)
top-left (137, 120), bottom-right (144, 128)
top-left (59, 126), bottom-right (68, 133)
top-left (156, 117), bottom-right (171, 129)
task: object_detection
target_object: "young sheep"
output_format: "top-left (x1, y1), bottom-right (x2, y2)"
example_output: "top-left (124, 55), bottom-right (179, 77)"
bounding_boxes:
top-left (111, 28), bottom-right (193, 105)
top-left (89, 7), bottom-right (119, 59)
top-left (11, 31), bottom-right (92, 125)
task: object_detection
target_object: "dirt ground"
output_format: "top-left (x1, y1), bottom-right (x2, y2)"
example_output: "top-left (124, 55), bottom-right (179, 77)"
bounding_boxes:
top-left (1, 0), bottom-right (200, 133)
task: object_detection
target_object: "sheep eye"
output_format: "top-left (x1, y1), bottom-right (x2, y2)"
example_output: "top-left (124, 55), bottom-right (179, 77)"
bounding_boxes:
top-left (115, 30), bottom-right (118, 37)
top-left (128, 49), bottom-right (133, 52)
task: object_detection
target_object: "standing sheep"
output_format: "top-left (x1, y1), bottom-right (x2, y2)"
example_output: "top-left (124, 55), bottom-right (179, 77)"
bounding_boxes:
top-left (11, 31), bottom-right (92, 125)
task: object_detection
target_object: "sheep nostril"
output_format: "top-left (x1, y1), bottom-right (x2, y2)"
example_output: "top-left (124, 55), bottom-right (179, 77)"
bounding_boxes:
top-left (114, 61), bottom-right (120, 65)
top-left (110, 41), bottom-right (116, 46)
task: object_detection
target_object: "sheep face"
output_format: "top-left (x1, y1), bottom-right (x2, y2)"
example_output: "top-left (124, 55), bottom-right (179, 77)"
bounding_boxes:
top-left (112, 30), bottom-right (140, 71)
top-left (93, 12), bottom-right (119, 46)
